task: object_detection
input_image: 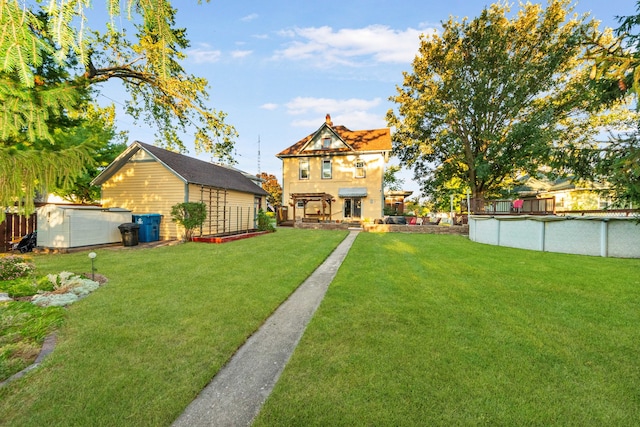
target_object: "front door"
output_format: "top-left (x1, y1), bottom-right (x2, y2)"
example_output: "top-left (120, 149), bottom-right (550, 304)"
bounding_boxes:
top-left (344, 198), bottom-right (362, 218)
top-left (353, 198), bottom-right (362, 218)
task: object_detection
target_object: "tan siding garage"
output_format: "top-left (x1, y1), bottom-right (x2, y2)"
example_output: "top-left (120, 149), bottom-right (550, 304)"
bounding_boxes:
top-left (101, 160), bottom-right (185, 239)
top-left (189, 185), bottom-right (259, 236)
top-left (93, 141), bottom-right (268, 240)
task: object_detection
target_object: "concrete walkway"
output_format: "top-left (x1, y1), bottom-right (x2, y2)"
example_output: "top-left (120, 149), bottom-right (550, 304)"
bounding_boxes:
top-left (172, 230), bottom-right (359, 427)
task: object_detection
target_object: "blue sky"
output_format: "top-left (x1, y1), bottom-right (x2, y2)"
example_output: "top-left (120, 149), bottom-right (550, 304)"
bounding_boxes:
top-left (97, 0), bottom-right (634, 196)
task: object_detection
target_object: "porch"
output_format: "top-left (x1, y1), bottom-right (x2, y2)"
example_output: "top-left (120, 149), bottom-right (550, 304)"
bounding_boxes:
top-left (289, 193), bottom-right (336, 222)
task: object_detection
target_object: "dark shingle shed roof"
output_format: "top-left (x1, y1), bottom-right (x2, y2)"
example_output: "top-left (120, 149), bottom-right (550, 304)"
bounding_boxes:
top-left (92, 141), bottom-right (268, 196)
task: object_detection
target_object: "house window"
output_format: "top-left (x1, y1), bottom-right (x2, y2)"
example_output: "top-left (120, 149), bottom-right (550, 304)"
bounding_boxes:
top-left (322, 137), bottom-right (331, 149)
top-left (299, 159), bottom-right (309, 179)
top-left (322, 159), bottom-right (332, 179)
top-left (355, 160), bottom-right (366, 178)
top-left (598, 197), bottom-right (611, 210)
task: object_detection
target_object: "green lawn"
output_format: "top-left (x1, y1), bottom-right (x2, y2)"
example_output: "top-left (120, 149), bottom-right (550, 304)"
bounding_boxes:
top-left (2, 230), bottom-right (639, 426)
top-left (0, 228), bottom-right (348, 426)
top-left (254, 232), bottom-right (640, 426)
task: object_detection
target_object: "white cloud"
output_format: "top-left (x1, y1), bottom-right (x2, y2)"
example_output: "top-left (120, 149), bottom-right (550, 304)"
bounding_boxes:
top-left (285, 97), bottom-right (385, 129)
top-left (260, 103), bottom-right (278, 111)
top-left (273, 25), bottom-right (429, 67)
top-left (241, 13), bottom-right (258, 22)
top-left (277, 29), bottom-right (297, 38)
top-left (187, 44), bottom-right (222, 63)
top-left (285, 96), bottom-right (381, 115)
top-left (231, 50), bottom-right (253, 59)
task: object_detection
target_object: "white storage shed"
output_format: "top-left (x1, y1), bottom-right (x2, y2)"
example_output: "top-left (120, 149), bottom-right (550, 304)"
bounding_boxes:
top-left (37, 205), bottom-right (132, 249)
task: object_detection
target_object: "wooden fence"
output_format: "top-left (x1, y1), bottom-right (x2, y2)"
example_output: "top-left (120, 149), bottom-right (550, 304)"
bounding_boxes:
top-left (1, 211), bottom-right (37, 252)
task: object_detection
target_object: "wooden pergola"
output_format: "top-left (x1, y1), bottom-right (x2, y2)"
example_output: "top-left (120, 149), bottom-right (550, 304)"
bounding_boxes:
top-left (290, 192), bottom-right (335, 222)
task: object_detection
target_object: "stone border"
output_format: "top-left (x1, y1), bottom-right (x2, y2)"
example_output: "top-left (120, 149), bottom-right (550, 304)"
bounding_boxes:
top-left (0, 333), bottom-right (56, 388)
top-left (363, 223), bottom-right (469, 235)
top-left (0, 273), bottom-right (109, 388)
top-left (294, 221), bottom-right (469, 235)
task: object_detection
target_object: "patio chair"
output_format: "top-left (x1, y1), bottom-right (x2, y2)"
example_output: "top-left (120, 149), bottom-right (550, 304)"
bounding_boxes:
top-left (513, 199), bottom-right (524, 213)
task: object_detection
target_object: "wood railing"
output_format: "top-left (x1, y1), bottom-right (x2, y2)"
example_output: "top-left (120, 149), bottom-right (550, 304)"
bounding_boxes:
top-left (468, 197), bottom-right (556, 215)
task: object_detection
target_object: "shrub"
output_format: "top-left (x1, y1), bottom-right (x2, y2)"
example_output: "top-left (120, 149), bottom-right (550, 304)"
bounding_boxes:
top-left (0, 256), bottom-right (35, 281)
top-left (0, 274), bottom-right (56, 298)
top-left (257, 209), bottom-right (275, 232)
top-left (35, 276), bottom-right (55, 292)
top-left (171, 202), bottom-right (207, 241)
top-left (0, 278), bottom-right (38, 298)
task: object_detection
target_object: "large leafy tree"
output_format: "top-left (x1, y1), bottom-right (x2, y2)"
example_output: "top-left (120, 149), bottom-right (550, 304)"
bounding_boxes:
top-left (51, 105), bottom-right (127, 204)
top-left (1, 15), bottom-right (98, 217)
top-left (387, 0), bottom-right (625, 209)
top-left (587, 1), bottom-right (640, 208)
top-left (258, 172), bottom-right (283, 207)
top-left (383, 165), bottom-right (405, 192)
top-left (1, 0), bottom-right (236, 218)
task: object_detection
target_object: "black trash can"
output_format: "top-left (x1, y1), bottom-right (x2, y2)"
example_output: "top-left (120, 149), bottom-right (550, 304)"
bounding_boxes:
top-left (118, 223), bottom-right (140, 247)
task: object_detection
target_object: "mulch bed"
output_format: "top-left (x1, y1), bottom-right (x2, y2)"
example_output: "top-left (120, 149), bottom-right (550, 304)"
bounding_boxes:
top-left (191, 230), bottom-right (271, 244)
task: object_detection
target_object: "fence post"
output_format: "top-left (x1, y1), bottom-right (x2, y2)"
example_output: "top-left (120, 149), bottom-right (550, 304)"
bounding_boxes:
top-left (600, 220), bottom-right (609, 257)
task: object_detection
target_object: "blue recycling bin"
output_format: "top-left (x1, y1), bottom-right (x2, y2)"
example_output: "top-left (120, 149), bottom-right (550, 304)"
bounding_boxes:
top-left (132, 214), bottom-right (162, 242)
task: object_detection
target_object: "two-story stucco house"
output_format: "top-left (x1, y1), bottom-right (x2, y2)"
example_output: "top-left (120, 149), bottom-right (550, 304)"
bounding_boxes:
top-left (276, 115), bottom-right (392, 222)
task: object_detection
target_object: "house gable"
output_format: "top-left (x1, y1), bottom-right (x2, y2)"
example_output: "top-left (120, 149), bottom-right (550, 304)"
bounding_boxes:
top-left (277, 115), bottom-right (391, 159)
top-left (130, 148), bottom-right (155, 162)
top-left (300, 125), bottom-right (353, 153)
top-left (92, 142), bottom-right (187, 187)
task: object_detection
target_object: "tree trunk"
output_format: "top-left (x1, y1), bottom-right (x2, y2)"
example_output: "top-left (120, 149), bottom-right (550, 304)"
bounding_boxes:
top-left (471, 191), bottom-right (486, 213)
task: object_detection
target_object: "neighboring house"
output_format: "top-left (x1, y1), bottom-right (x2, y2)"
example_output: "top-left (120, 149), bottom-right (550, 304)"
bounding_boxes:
top-left (515, 176), bottom-right (611, 211)
top-left (384, 190), bottom-right (413, 215)
top-left (276, 115), bottom-right (392, 222)
top-left (541, 180), bottom-right (611, 211)
top-left (92, 141), bottom-right (268, 240)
